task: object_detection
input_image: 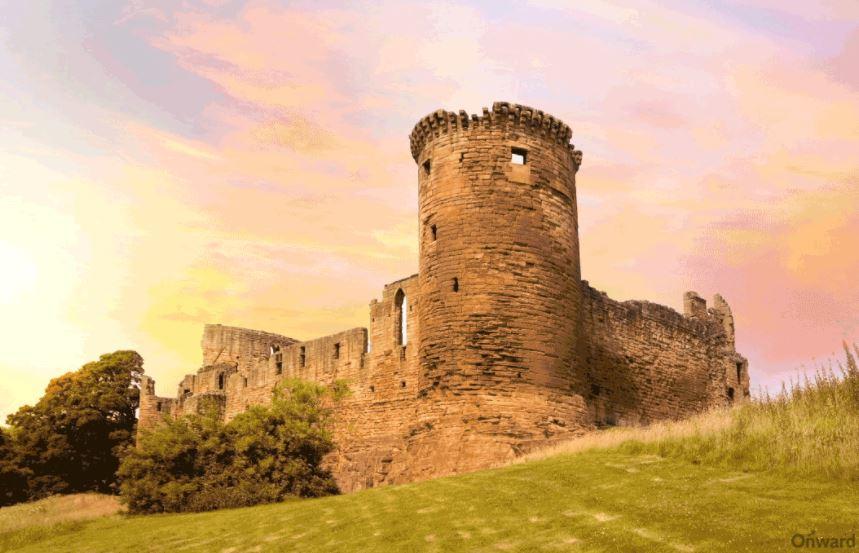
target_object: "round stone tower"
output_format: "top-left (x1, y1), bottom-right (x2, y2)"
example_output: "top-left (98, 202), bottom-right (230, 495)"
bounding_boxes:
top-left (410, 102), bottom-right (586, 456)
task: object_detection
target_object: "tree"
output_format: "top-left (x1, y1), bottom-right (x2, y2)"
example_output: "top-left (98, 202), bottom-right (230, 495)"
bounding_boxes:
top-left (118, 379), bottom-right (343, 513)
top-left (6, 350), bottom-right (144, 498)
top-left (0, 427), bottom-right (28, 506)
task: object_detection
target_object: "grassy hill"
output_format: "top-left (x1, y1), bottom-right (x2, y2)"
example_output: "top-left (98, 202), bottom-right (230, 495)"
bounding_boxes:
top-left (3, 425), bottom-right (857, 552)
top-left (5, 346), bottom-right (859, 552)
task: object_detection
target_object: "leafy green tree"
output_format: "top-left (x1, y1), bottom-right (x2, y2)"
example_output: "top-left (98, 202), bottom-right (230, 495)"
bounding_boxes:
top-left (6, 350), bottom-right (144, 498)
top-left (0, 427), bottom-right (29, 506)
top-left (119, 379), bottom-right (343, 513)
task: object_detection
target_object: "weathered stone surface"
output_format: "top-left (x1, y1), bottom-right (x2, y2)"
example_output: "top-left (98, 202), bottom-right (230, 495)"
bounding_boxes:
top-left (138, 101), bottom-right (750, 492)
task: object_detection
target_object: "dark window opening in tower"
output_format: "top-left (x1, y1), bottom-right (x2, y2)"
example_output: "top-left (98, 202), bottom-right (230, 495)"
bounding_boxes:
top-left (243, 376), bottom-right (248, 387)
top-left (452, 277), bottom-right (459, 292)
top-left (423, 159), bottom-right (431, 175)
top-left (394, 288), bottom-right (407, 346)
top-left (736, 362), bottom-right (743, 381)
top-left (276, 361), bottom-right (283, 374)
top-left (218, 373), bottom-right (224, 390)
top-left (727, 387), bottom-right (735, 400)
top-left (511, 147), bottom-right (527, 165)
top-left (334, 342), bottom-right (341, 360)
top-left (270, 344), bottom-right (280, 356)
top-left (459, 152), bottom-right (465, 163)
top-left (299, 346), bottom-right (306, 367)
top-left (431, 224), bottom-right (437, 241)
top-left (156, 401), bottom-right (162, 411)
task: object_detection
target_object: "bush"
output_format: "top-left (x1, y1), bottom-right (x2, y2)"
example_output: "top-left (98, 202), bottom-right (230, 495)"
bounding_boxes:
top-left (118, 379), bottom-right (344, 513)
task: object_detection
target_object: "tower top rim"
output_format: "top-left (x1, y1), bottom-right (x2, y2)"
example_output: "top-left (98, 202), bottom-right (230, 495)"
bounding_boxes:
top-left (408, 101), bottom-right (578, 164)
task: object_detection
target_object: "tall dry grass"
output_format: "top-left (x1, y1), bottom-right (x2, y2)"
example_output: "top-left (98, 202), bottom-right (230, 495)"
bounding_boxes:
top-left (0, 494), bottom-right (122, 534)
top-left (0, 493), bottom-right (123, 551)
top-left (523, 343), bottom-right (859, 480)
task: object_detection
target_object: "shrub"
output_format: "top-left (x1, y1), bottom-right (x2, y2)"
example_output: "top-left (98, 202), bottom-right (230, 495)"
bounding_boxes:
top-left (118, 379), bottom-right (343, 513)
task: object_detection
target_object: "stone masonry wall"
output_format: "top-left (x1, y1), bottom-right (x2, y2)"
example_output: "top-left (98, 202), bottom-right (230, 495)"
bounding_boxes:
top-left (581, 283), bottom-right (748, 429)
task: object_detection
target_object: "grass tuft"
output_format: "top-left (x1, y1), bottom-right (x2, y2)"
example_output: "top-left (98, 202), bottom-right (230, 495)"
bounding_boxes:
top-left (616, 343), bottom-right (859, 480)
top-left (0, 494), bottom-right (122, 551)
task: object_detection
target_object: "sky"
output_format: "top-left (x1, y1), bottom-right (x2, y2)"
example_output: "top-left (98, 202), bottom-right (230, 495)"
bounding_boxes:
top-left (1, 0), bottom-right (857, 421)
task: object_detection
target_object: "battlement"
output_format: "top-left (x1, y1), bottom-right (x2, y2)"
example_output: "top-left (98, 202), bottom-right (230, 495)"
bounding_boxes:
top-left (409, 101), bottom-right (582, 169)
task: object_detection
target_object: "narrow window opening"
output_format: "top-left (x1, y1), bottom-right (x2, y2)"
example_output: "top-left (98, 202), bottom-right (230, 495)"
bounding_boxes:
top-left (156, 401), bottom-right (162, 411)
top-left (276, 361), bottom-right (283, 375)
top-left (452, 277), bottom-right (459, 292)
top-left (370, 385), bottom-right (375, 393)
top-left (459, 152), bottom-right (465, 163)
top-left (511, 147), bottom-right (527, 165)
top-left (400, 381), bottom-right (406, 388)
top-left (736, 362), bottom-right (743, 382)
top-left (431, 224), bottom-right (437, 241)
top-left (270, 344), bottom-right (280, 356)
top-left (394, 289), bottom-right (407, 346)
top-left (727, 387), bottom-right (735, 400)
top-left (334, 342), bottom-right (341, 360)
top-left (422, 159), bottom-right (431, 175)
top-left (243, 376), bottom-right (248, 387)
top-left (299, 346), bottom-right (306, 368)
top-left (218, 373), bottom-right (225, 390)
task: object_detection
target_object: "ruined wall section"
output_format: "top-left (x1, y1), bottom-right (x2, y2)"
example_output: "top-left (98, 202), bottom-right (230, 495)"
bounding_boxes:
top-left (136, 375), bottom-right (176, 442)
top-left (581, 283), bottom-right (749, 428)
top-left (140, 274), bottom-right (424, 434)
top-left (364, 274), bottom-right (420, 401)
top-left (326, 275), bottom-right (422, 490)
top-left (222, 326), bottom-right (368, 420)
top-left (201, 324), bottom-right (296, 372)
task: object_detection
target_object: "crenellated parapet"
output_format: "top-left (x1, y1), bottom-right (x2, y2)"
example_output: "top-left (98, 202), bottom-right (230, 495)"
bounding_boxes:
top-left (409, 101), bottom-right (583, 170)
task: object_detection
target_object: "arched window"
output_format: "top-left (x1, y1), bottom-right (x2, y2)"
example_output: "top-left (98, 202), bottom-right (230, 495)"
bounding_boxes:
top-left (217, 373), bottom-right (225, 390)
top-left (394, 289), bottom-right (407, 346)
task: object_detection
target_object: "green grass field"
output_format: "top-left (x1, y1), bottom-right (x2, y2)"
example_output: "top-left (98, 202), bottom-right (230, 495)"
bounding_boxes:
top-left (2, 445), bottom-right (856, 552)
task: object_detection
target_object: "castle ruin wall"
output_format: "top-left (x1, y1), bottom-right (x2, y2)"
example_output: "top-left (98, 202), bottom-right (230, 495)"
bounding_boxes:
top-left (137, 101), bottom-right (749, 492)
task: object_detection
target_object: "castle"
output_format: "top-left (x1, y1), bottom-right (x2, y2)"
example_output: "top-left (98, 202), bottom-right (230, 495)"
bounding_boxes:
top-left (139, 102), bottom-right (749, 492)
